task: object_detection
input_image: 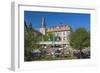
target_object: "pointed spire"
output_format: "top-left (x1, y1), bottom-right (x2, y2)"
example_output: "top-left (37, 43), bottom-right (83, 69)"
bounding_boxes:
top-left (24, 21), bottom-right (27, 29)
top-left (41, 16), bottom-right (46, 28)
top-left (29, 22), bottom-right (32, 30)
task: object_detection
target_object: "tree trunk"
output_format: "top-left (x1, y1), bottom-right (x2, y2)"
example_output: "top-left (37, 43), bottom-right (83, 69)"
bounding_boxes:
top-left (79, 48), bottom-right (82, 59)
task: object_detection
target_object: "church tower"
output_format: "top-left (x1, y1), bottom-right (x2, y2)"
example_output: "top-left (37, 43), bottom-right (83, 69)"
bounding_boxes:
top-left (40, 17), bottom-right (46, 35)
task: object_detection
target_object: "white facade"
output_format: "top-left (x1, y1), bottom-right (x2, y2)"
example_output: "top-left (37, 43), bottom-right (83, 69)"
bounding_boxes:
top-left (51, 27), bottom-right (71, 42)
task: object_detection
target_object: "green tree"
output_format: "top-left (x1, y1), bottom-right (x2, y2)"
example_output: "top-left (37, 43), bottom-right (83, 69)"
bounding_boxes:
top-left (69, 28), bottom-right (90, 58)
top-left (24, 22), bottom-right (42, 60)
top-left (42, 35), bottom-right (49, 41)
top-left (42, 33), bottom-right (55, 41)
top-left (47, 33), bottom-right (55, 41)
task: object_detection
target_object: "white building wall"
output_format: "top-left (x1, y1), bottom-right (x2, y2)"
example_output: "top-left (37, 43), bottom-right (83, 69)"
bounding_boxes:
top-left (53, 30), bottom-right (71, 42)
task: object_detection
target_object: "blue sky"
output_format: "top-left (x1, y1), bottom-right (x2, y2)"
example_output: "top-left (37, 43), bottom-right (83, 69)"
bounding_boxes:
top-left (24, 11), bottom-right (90, 31)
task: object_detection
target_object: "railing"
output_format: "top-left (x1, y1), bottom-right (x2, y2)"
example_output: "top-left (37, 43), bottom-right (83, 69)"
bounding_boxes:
top-left (38, 41), bottom-right (69, 45)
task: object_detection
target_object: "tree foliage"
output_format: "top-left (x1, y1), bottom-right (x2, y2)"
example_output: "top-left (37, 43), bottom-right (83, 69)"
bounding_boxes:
top-left (24, 22), bottom-right (42, 58)
top-left (69, 28), bottom-right (90, 58)
top-left (70, 28), bottom-right (90, 49)
top-left (42, 33), bottom-right (55, 41)
top-left (47, 33), bottom-right (55, 41)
